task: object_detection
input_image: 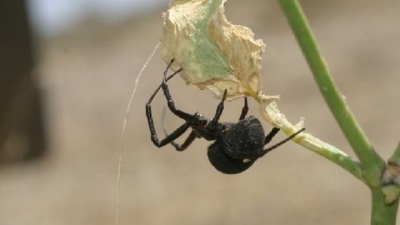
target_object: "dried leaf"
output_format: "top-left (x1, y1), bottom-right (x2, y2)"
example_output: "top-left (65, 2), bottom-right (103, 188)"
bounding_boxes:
top-left (162, 0), bottom-right (269, 100)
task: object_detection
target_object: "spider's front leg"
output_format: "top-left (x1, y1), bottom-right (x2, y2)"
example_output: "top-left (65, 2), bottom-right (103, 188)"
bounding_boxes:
top-left (238, 97), bottom-right (249, 121)
top-left (146, 60), bottom-right (190, 148)
top-left (208, 89), bottom-right (228, 130)
top-left (162, 108), bottom-right (199, 151)
top-left (160, 67), bottom-right (205, 125)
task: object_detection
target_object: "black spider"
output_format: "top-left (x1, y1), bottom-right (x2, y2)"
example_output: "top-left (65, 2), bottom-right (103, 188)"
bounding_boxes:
top-left (146, 59), bottom-right (305, 174)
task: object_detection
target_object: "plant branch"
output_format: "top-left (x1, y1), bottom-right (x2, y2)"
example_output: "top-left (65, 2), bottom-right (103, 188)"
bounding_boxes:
top-left (277, 0), bottom-right (385, 187)
top-left (258, 100), bottom-right (365, 183)
top-left (371, 189), bottom-right (399, 225)
top-left (389, 142), bottom-right (400, 165)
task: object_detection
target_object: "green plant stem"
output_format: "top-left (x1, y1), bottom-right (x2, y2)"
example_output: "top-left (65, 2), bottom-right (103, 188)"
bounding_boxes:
top-left (316, 142), bottom-right (365, 183)
top-left (262, 102), bottom-right (365, 183)
top-left (371, 189), bottom-right (399, 225)
top-left (278, 0), bottom-right (385, 187)
top-left (389, 142), bottom-right (400, 165)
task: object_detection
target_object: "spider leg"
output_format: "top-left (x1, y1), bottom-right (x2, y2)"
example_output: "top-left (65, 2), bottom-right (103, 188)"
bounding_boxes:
top-left (151, 122), bottom-right (191, 148)
top-left (146, 59), bottom-right (188, 148)
top-left (238, 97), bottom-right (248, 120)
top-left (165, 130), bottom-right (198, 151)
top-left (260, 128), bottom-right (305, 157)
top-left (264, 127), bottom-right (280, 145)
top-left (162, 107), bottom-right (199, 151)
top-left (161, 62), bottom-right (205, 125)
top-left (146, 59), bottom-right (182, 105)
top-left (208, 89), bottom-right (228, 129)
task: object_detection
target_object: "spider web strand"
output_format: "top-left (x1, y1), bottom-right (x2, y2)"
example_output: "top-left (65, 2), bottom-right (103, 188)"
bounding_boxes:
top-left (116, 41), bottom-right (161, 225)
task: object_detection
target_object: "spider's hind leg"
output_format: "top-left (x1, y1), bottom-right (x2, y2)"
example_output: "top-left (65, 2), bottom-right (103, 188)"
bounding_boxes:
top-left (261, 128), bottom-right (305, 157)
top-left (264, 127), bottom-right (280, 145)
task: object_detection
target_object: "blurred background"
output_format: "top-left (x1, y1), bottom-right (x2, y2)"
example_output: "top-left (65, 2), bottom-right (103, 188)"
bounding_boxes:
top-left (0, 0), bottom-right (399, 224)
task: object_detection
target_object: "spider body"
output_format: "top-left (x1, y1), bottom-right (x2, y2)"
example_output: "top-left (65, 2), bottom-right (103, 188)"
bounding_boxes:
top-left (207, 116), bottom-right (266, 174)
top-left (146, 59), bottom-right (304, 174)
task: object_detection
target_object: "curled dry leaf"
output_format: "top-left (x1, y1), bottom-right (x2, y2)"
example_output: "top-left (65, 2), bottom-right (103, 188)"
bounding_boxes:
top-left (161, 0), bottom-right (277, 101)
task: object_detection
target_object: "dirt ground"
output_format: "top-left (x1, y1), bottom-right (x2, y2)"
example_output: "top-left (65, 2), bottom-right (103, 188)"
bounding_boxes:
top-left (1, 0), bottom-right (400, 224)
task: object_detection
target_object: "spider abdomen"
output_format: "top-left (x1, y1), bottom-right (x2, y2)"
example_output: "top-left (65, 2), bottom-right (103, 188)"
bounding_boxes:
top-left (207, 116), bottom-right (265, 174)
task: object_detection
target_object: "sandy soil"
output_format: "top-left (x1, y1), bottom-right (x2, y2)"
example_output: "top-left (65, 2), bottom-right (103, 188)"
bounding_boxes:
top-left (1, 1), bottom-right (399, 224)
